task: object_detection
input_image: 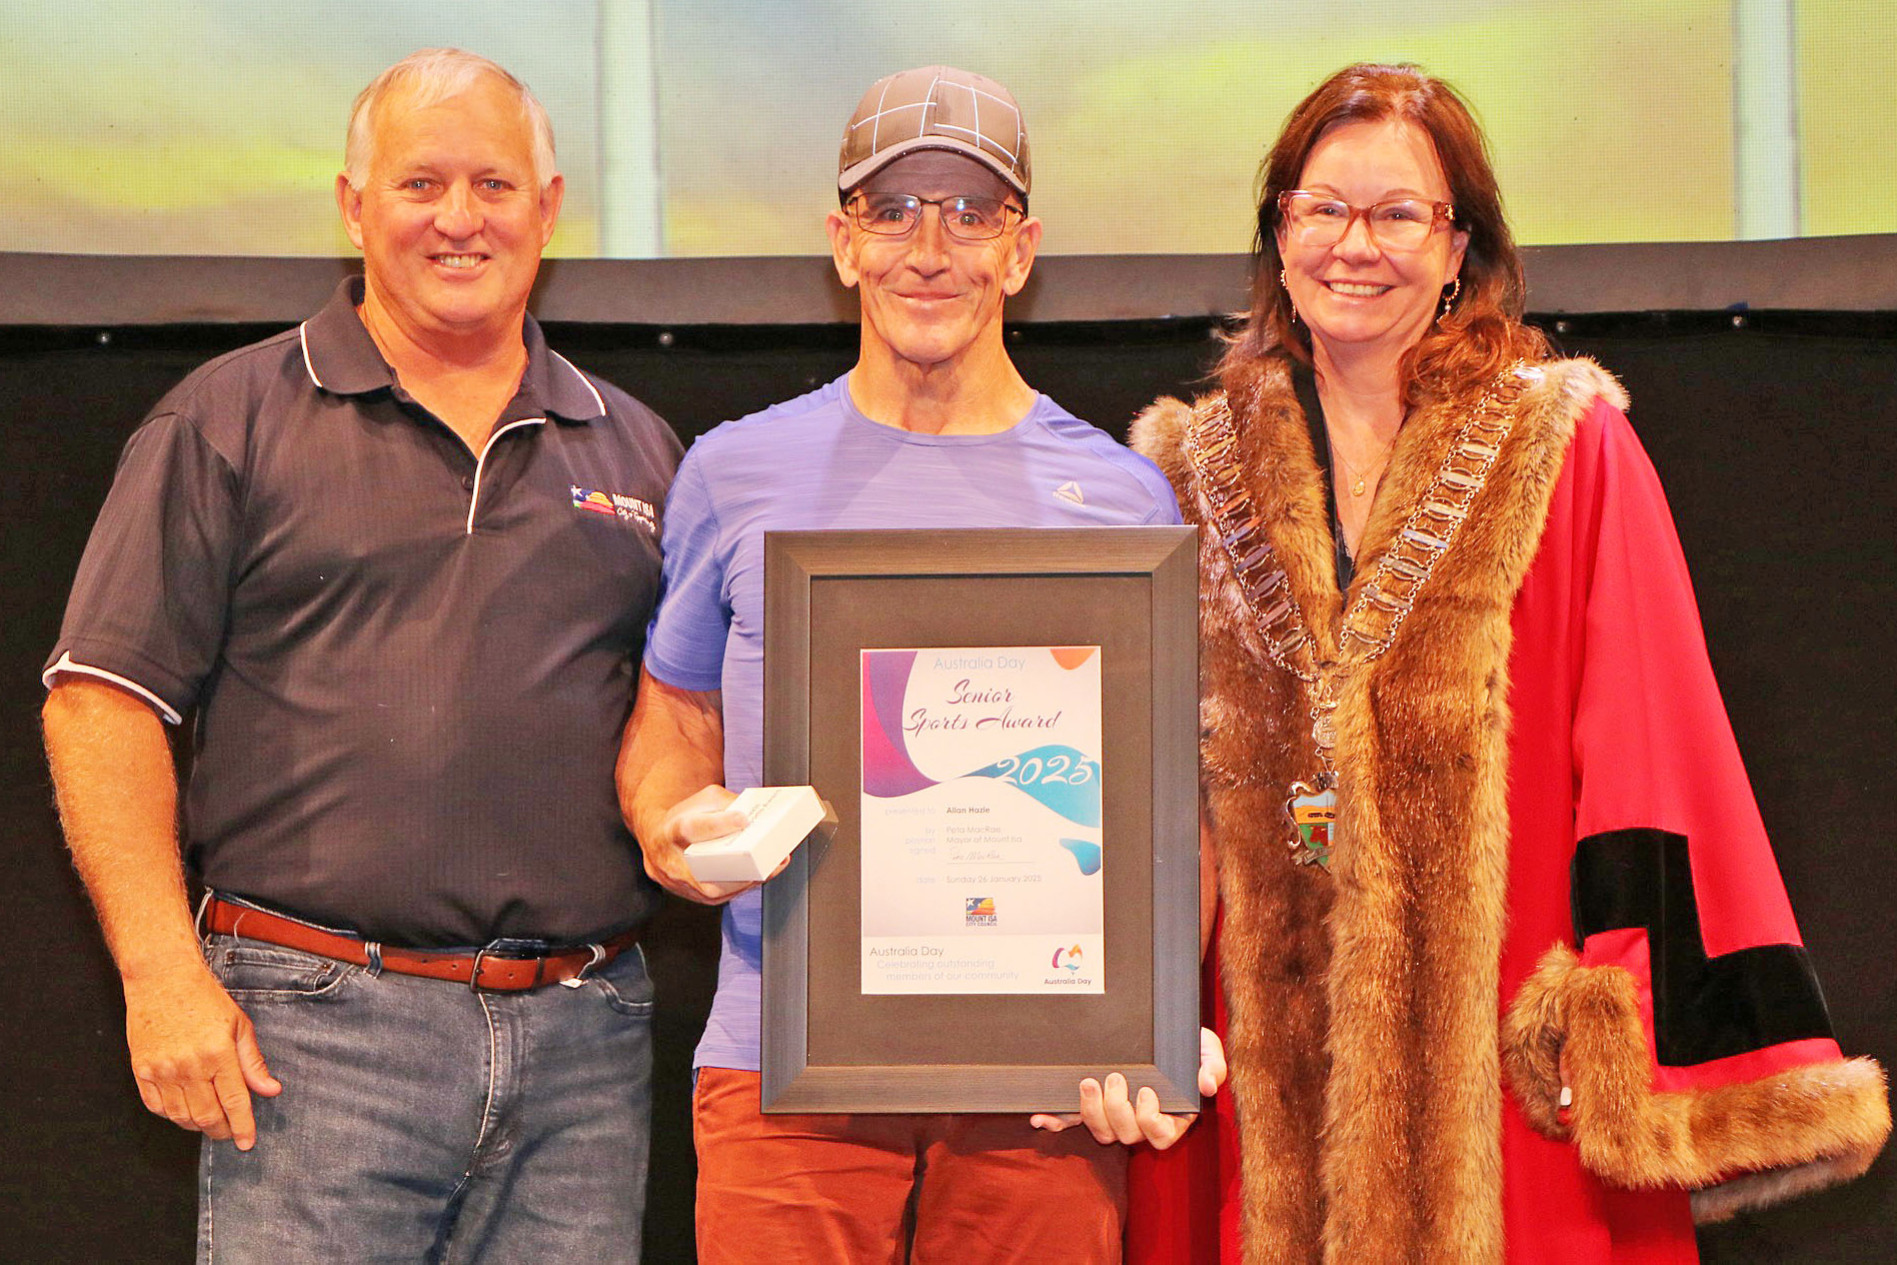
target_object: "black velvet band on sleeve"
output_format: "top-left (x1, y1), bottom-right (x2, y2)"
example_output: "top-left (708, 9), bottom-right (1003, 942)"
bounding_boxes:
top-left (1571, 827), bottom-right (1836, 1066)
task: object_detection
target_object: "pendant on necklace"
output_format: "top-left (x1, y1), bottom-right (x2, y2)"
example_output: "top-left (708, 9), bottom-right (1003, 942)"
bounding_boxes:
top-left (1311, 706), bottom-right (1338, 752)
top-left (1285, 776), bottom-right (1338, 869)
top-left (1350, 476), bottom-right (1367, 496)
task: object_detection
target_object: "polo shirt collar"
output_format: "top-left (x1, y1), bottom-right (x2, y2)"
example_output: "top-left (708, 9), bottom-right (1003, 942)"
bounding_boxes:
top-left (299, 276), bottom-right (607, 424)
top-left (518, 314), bottom-right (609, 424)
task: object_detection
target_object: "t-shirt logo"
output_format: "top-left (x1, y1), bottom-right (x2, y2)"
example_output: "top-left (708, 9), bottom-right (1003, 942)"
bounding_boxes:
top-left (570, 485), bottom-right (657, 531)
top-left (1054, 480), bottom-right (1085, 506)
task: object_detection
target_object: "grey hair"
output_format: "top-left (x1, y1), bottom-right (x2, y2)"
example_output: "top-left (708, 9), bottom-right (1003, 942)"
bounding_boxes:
top-left (344, 48), bottom-right (557, 190)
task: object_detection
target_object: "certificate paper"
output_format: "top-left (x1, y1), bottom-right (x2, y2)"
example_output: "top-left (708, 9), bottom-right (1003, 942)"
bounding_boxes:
top-left (859, 646), bottom-right (1104, 995)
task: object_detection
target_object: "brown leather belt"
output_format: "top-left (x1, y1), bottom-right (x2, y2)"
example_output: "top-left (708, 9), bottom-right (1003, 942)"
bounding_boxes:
top-left (204, 896), bottom-right (642, 992)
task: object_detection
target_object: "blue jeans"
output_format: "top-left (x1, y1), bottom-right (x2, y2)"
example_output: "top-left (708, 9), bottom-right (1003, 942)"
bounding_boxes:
top-left (196, 929), bottom-right (653, 1264)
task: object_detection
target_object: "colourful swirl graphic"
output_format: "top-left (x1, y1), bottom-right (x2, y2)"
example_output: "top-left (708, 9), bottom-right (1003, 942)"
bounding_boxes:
top-left (1058, 839), bottom-right (1103, 876)
top-left (861, 650), bottom-right (1104, 870)
top-left (966, 746), bottom-right (1101, 827)
top-left (861, 649), bottom-right (934, 797)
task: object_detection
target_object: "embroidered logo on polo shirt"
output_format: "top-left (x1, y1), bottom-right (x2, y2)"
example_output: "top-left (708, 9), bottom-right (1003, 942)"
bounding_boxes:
top-left (570, 485), bottom-right (657, 531)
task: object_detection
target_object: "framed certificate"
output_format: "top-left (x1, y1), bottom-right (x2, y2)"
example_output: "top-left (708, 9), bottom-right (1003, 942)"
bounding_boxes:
top-left (760, 526), bottom-right (1200, 1113)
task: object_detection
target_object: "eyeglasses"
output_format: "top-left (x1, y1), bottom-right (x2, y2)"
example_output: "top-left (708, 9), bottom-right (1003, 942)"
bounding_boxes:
top-left (847, 192), bottom-right (1024, 242)
top-left (1277, 191), bottom-right (1455, 250)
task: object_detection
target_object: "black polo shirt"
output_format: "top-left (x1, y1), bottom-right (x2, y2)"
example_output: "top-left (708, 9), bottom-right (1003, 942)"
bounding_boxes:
top-left (47, 278), bottom-right (681, 946)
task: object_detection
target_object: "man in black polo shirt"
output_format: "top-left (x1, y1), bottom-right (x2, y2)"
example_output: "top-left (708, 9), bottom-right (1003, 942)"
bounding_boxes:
top-left (40, 49), bottom-right (679, 1260)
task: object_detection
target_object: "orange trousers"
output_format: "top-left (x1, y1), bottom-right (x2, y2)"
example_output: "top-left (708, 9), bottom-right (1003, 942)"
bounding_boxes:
top-left (693, 1067), bottom-right (1128, 1264)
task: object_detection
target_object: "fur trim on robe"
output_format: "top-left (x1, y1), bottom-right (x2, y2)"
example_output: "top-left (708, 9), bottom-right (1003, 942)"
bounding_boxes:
top-left (1502, 943), bottom-right (1890, 1224)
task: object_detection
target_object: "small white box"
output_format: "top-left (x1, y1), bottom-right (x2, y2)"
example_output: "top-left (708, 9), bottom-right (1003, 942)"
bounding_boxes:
top-left (682, 785), bottom-right (830, 883)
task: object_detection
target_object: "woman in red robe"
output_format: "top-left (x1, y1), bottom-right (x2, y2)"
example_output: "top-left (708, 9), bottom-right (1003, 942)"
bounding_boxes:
top-left (1127, 63), bottom-right (1887, 1263)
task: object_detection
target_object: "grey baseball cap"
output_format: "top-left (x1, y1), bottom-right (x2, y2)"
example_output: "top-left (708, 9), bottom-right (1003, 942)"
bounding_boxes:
top-left (838, 65), bottom-right (1030, 200)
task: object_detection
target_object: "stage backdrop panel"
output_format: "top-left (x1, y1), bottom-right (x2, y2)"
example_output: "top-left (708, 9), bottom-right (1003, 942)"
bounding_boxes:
top-left (3, 312), bottom-right (1890, 1261)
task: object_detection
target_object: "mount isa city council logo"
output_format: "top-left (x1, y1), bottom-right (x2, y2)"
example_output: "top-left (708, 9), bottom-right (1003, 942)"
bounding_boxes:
top-left (570, 485), bottom-right (656, 531)
top-left (1051, 943), bottom-right (1084, 972)
top-left (964, 896), bottom-right (997, 927)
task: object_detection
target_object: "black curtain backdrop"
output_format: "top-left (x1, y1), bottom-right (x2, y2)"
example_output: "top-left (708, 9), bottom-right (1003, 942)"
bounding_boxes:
top-left (2, 312), bottom-right (1891, 1262)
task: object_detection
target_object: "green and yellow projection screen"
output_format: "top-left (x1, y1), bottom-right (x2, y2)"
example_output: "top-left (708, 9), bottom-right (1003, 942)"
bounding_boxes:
top-left (4, 0), bottom-right (1891, 259)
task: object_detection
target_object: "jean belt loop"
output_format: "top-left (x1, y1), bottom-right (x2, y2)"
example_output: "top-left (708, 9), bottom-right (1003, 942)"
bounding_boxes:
top-left (364, 940), bottom-right (384, 976)
top-left (468, 943), bottom-right (492, 993)
top-left (561, 942), bottom-right (608, 989)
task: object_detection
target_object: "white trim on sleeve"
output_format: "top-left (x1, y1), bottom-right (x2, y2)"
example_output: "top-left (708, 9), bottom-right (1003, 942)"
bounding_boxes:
top-left (43, 653), bottom-right (184, 725)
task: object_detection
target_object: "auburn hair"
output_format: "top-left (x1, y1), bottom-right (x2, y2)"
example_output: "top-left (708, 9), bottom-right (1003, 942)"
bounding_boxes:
top-left (1222, 63), bottom-right (1548, 404)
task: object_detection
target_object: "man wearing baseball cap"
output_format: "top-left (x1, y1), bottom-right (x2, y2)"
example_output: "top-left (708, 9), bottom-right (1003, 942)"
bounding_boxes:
top-left (621, 66), bottom-right (1222, 1261)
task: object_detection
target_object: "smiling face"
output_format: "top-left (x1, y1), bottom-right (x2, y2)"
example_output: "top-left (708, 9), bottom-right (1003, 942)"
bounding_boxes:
top-left (336, 72), bottom-right (563, 353)
top-left (826, 150), bottom-right (1039, 375)
top-left (1277, 117), bottom-right (1468, 374)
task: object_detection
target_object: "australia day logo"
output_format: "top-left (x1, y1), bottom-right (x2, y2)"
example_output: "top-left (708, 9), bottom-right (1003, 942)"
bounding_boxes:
top-left (964, 896), bottom-right (997, 927)
top-left (1051, 943), bottom-right (1085, 973)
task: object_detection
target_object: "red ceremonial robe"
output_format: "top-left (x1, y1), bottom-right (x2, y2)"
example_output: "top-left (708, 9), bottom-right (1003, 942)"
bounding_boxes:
top-left (1127, 356), bottom-right (1886, 1263)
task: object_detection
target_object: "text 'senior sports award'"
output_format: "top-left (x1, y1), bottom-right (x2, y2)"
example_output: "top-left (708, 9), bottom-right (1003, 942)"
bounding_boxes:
top-left (859, 646), bottom-right (1104, 995)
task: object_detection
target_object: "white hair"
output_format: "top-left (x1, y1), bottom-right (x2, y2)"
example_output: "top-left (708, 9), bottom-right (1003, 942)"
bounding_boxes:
top-left (344, 48), bottom-right (557, 191)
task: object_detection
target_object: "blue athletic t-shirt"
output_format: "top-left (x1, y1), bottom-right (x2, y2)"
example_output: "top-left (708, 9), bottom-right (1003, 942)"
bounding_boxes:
top-left (643, 374), bottom-right (1182, 1072)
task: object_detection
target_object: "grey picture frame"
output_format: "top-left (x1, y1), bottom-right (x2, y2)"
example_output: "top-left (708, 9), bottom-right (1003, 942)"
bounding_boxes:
top-left (759, 526), bottom-right (1200, 1113)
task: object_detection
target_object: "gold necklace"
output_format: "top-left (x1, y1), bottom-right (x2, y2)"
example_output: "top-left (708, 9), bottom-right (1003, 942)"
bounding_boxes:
top-left (1328, 427), bottom-right (1395, 498)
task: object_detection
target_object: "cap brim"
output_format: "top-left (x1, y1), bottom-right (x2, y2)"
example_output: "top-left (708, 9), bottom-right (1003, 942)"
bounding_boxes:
top-left (838, 137), bottom-right (1028, 200)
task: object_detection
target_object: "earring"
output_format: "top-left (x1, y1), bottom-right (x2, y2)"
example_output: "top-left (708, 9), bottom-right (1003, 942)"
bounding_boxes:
top-left (1281, 268), bottom-right (1300, 323)
top-left (1438, 275), bottom-right (1462, 318)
